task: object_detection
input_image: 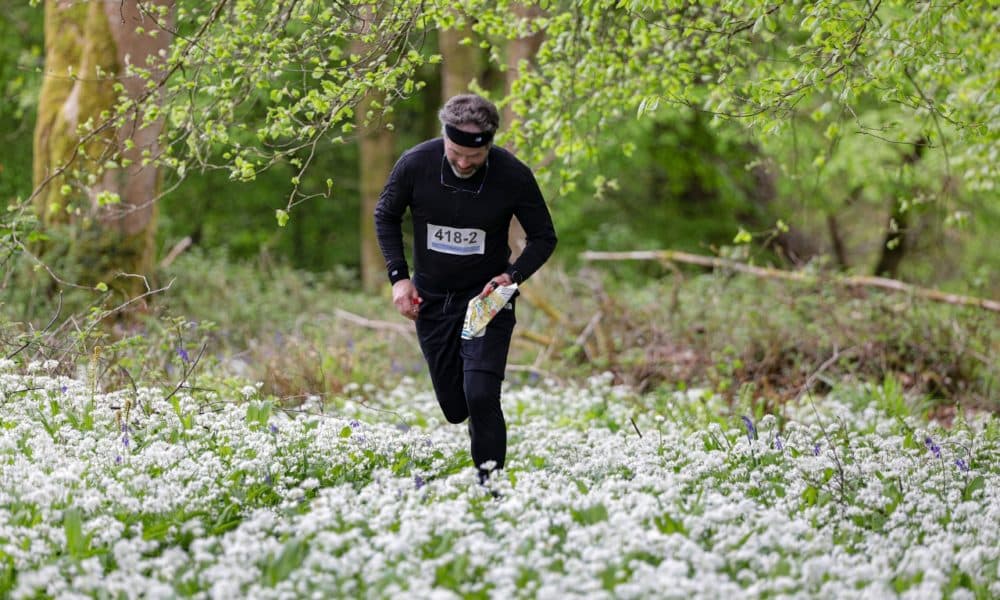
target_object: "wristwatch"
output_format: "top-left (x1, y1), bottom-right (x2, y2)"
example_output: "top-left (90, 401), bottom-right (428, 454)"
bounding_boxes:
top-left (505, 267), bottom-right (523, 284)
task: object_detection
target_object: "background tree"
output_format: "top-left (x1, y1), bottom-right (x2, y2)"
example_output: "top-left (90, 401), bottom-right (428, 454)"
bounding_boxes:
top-left (32, 0), bottom-right (173, 298)
top-left (439, 23), bottom-right (478, 100)
top-left (8, 0), bottom-right (998, 304)
top-left (496, 0), bottom-right (997, 277)
top-left (501, 2), bottom-right (545, 262)
top-left (354, 4), bottom-right (398, 293)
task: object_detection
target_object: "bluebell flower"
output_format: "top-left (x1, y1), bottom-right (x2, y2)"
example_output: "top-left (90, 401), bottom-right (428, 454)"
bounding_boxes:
top-left (115, 455), bottom-right (122, 465)
top-left (60, 385), bottom-right (68, 394)
top-left (774, 434), bottom-right (784, 451)
top-left (177, 346), bottom-right (191, 363)
top-left (955, 459), bottom-right (970, 472)
top-left (414, 475), bottom-right (425, 489)
top-left (924, 436), bottom-right (941, 459)
top-left (813, 443), bottom-right (821, 456)
top-left (269, 424), bottom-right (278, 435)
top-left (741, 416), bottom-right (757, 443)
top-left (350, 420), bottom-right (361, 429)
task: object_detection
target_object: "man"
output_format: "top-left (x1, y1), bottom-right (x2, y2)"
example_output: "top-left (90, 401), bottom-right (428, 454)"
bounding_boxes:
top-left (374, 93), bottom-right (557, 485)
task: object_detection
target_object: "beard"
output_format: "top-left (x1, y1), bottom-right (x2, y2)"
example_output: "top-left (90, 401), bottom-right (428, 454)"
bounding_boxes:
top-left (447, 159), bottom-right (480, 179)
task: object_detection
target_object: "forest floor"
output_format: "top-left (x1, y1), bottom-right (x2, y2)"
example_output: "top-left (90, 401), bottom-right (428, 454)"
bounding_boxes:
top-left (1, 365), bottom-right (997, 597)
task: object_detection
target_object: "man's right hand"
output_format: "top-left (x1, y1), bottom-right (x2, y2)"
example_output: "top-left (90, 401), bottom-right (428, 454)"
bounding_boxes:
top-left (392, 279), bottom-right (422, 321)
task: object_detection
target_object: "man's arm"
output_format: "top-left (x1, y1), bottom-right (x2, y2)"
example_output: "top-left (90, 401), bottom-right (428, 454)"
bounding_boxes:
top-left (507, 170), bottom-right (558, 284)
top-left (374, 154), bottom-right (422, 320)
top-left (374, 155), bottom-right (413, 284)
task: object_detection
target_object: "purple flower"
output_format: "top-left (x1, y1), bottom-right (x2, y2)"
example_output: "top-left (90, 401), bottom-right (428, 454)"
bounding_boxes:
top-left (774, 434), bottom-right (784, 451)
top-left (269, 424), bottom-right (278, 435)
top-left (741, 416), bottom-right (757, 443)
top-left (349, 420), bottom-right (361, 429)
top-left (177, 346), bottom-right (191, 363)
top-left (115, 455), bottom-right (122, 465)
top-left (813, 443), bottom-right (821, 456)
top-left (414, 475), bottom-right (425, 489)
top-left (955, 459), bottom-right (970, 472)
top-left (60, 385), bottom-right (68, 394)
top-left (924, 436), bottom-right (941, 459)
top-left (122, 434), bottom-right (130, 449)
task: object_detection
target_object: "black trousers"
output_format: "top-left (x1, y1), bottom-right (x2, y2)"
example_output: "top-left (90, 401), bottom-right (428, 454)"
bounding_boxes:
top-left (413, 278), bottom-right (516, 481)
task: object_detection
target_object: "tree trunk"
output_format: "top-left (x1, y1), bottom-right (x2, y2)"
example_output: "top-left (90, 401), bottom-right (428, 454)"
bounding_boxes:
top-left (503, 3), bottom-right (544, 262)
top-left (33, 0), bottom-right (173, 299)
top-left (874, 138), bottom-right (927, 277)
top-left (439, 26), bottom-right (478, 99)
top-left (354, 7), bottom-right (396, 293)
top-left (358, 92), bottom-right (396, 293)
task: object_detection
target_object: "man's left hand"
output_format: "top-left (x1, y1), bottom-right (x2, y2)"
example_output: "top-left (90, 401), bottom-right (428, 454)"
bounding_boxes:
top-left (478, 273), bottom-right (513, 299)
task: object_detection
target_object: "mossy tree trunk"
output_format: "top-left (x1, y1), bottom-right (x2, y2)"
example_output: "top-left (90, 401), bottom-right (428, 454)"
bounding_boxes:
top-left (33, 0), bottom-right (173, 300)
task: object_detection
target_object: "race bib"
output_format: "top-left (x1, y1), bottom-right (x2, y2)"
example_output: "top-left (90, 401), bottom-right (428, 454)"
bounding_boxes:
top-left (427, 224), bottom-right (485, 255)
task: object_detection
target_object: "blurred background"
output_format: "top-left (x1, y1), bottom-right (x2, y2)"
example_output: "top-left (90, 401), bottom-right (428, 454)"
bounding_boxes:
top-left (1, 1), bottom-right (996, 412)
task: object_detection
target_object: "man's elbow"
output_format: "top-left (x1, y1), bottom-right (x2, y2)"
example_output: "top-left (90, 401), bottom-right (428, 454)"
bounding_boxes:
top-left (547, 231), bottom-right (558, 253)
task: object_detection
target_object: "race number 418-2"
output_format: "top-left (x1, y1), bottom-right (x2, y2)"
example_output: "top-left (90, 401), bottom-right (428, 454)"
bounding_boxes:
top-left (427, 224), bottom-right (485, 256)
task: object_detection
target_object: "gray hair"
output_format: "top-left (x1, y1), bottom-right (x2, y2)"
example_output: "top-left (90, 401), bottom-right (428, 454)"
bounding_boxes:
top-left (438, 94), bottom-right (500, 134)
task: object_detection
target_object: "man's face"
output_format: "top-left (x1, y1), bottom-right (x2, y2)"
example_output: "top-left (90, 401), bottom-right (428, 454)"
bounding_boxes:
top-left (444, 126), bottom-right (490, 179)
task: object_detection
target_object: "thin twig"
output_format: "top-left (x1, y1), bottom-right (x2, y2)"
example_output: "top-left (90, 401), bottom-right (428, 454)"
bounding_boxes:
top-left (6, 292), bottom-right (63, 360)
top-left (163, 341), bottom-right (208, 405)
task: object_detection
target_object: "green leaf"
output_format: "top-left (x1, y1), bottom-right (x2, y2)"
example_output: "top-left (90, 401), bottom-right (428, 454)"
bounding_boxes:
top-left (95, 190), bottom-right (121, 206)
top-left (263, 538), bottom-right (310, 587)
top-left (653, 513), bottom-right (687, 535)
top-left (570, 504), bottom-right (608, 525)
top-left (963, 476), bottom-right (985, 502)
top-left (802, 485), bottom-right (818, 506)
top-left (63, 508), bottom-right (90, 559)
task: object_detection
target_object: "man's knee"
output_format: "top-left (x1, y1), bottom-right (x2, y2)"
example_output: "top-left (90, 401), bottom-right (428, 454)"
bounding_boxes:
top-left (442, 408), bottom-right (468, 424)
top-left (464, 370), bottom-right (502, 411)
top-left (437, 390), bottom-right (469, 424)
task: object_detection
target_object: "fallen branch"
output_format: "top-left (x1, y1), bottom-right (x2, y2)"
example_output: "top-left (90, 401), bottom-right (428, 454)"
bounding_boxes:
top-left (159, 236), bottom-right (193, 269)
top-left (581, 250), bottom-right (1000, 313)
top-left (517, 329), bottom-right (556, 347)
top-left (518, 286), bottom-right (567, 324)
top-left (334, 309), bottom-right (415, 337)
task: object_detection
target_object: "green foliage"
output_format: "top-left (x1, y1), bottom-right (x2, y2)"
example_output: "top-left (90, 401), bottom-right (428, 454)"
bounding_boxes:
top-left (5, 0), bottom-right (999, 290)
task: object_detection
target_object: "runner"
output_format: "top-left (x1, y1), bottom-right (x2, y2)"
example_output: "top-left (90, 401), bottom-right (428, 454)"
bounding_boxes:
top-left (374, 93), bottom-right (557, 485)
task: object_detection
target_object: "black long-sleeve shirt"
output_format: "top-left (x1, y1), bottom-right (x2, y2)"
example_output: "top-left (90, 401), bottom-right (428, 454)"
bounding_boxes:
top-left (374, 138), bottom-right (557, 292)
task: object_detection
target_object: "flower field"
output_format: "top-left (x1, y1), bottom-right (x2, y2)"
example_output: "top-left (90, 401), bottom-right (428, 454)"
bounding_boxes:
top-left (1, 360), bottom-right (997, 599)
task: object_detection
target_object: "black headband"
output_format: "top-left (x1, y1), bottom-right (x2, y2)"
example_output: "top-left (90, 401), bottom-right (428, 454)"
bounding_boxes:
top-left (444, 124), bottom-right (494, 147)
